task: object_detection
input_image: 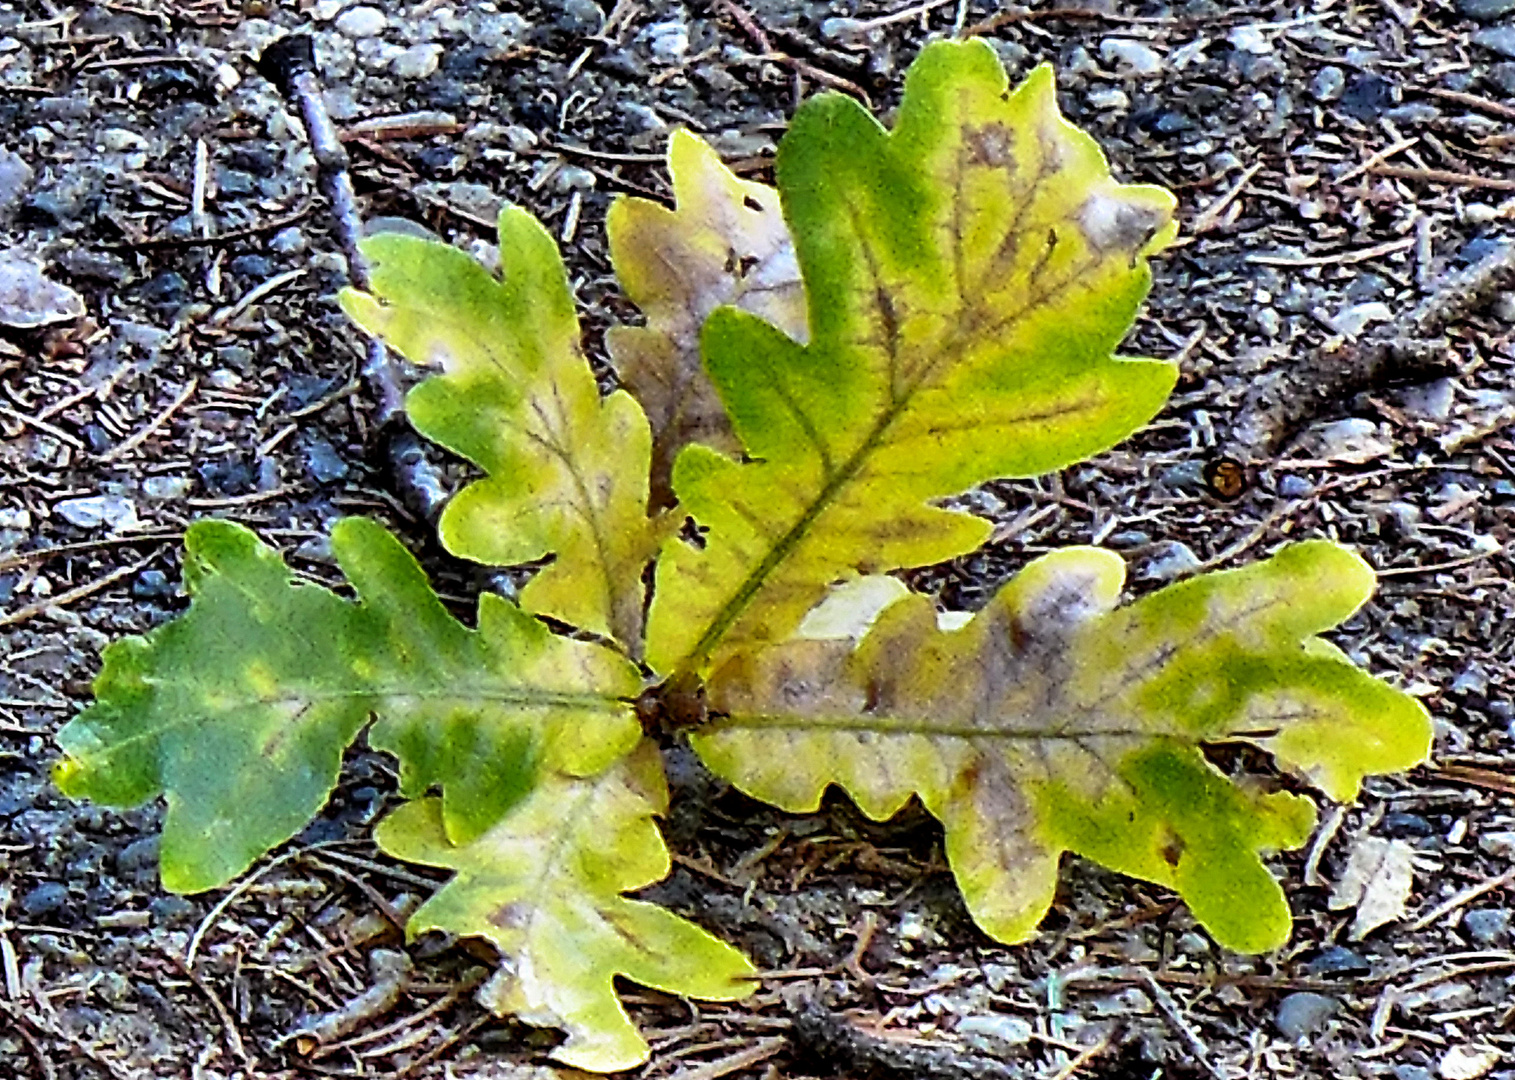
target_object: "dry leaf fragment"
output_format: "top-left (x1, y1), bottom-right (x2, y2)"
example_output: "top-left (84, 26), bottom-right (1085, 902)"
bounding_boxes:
top-left (1328, 835), bottom-right (1415, 940)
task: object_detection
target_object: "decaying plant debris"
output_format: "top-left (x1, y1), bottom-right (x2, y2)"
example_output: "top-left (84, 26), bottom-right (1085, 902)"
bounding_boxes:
top-left (2, 2), bottom-right (1514, 1079)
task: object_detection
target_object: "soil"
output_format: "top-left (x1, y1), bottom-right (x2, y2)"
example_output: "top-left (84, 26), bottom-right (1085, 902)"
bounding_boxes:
top-left (2, 1), bottom-right (1514, 1079)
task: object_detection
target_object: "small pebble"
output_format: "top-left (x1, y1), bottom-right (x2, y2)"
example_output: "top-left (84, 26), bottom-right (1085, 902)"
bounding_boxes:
top-left (1228, 25), bottom-right (1273, 54)
top-left (21, 882), bottom-right (70, 918)
top-left (393, 43), bottom-right (442, 80)
top-left (1278, 475), bottom-right (1313, 498)
top-left (0, 254), bottom-right (85, 327)
top-left (0, 148), bottom-right (33, 218)
top-left (335, 5), bottom-right (387, 38)
top-left (1275, 992), bottom-right (1338, 1040)
top-left (1303, 946), bottom-right (1371, 976)
top-left (1099, 38), bottom-right (1164, 76)
top-left (1142, 540), bottom-right (1201, 581)
top-left (1311, 65), bottom-right (1345, 101)
top-left (1477, 831), bottom-right (1515, 859)
top-left (55, 495), bottom-right (138, 531)
top-left (956, 1014), bottom-right (1033, 1052)
top-left (1462, 909), bottom-right (1510, 945)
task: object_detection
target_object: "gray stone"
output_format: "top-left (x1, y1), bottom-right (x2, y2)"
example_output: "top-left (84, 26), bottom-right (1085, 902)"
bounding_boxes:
top-left (1312, 65), bottom-right (1345, 101)
top-left (1458, 0), bottom-right (1515, 19)
top-left (1463, 908), bottom-right (1510, 945)
top-left (1275, 992), bottom-right (1338, 1039)
top-left (393, 43), bottom-right (442, 80)
top-left (54, 495), bottom-right (139, 531)
top-left (1489, 62), bottom-right (1515, 95)
top-left (0, 148), bottom-right (33, 219)
top-left (0, 255), bottom-right (85, 328)
top-left (1474, 25), bottom-right (1515, 59)
top-left (269, 227), bottom-right (308, 255)
top-left (956, 1014), bottom-right (1034, 1052)
top-left (1100, 38), bottom-right (1164, 75)
top-left (1142, 540), bottom-right (1201, 582)
top-left (20, 882), bottom-right (70, 918)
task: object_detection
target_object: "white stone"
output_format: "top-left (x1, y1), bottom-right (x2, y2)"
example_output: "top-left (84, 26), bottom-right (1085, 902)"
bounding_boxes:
top-left (99, 127), bottom-right (148, 152)
top-left (55, 496), bottom-right (139, 531)
top-left (392, 43), bottom-right (442, 79)
top-left (1100, 38), bottom-right (1164, 75)
top-left (1229, 24), bottom-right (1273, 53)
top-left (0, 255), bottom-right (85, 328)
top-left (335, 5), bottom-right (387, 38)
top-left (957, 1014), bottom-right (1034, 1052)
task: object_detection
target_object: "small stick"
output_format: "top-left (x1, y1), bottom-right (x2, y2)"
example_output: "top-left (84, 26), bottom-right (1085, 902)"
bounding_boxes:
top-left (96, 377), bottom-right (197, 462)
top-left (1190, 162), bottom-right (1262, 235)
top-left (1136, 969), bottom-right (1224, 1080)
top-left (0, 552), bottom-right (159, 629)
top-left (1369, 163), bottom-right (1515, 192)
top-left (1407, 866), bottom-right (1515, 932)
top-left (256, 35), bottom-right (448, 522)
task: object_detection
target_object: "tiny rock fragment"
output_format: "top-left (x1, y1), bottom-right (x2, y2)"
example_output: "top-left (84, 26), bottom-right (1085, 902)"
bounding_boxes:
top-left (1274, 992), bottom-right (1337, 1040)
top-left (1439, 1044), bottom-right (1501, 1080)
top-left (1299, 417), bottom-right (1393, 463)
top-left (0, 254), bottom-right (86, 328)
top-left (1329, 835), bottom-right (1415, 940)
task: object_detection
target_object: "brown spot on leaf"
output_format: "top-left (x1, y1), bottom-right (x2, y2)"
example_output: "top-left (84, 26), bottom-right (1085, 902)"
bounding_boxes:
top-left (965, 123), bottom-right (1016, 169)
top-left (489, 901), bottom-right (531, 930)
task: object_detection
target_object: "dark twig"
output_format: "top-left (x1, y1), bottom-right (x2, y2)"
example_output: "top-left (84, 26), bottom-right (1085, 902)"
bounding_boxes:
top-left (256, 35), bottom-right (448, 522)
top-left (1229, 240), bottom-right (1515, 453)
top-left (786, 991), bottom-right (1026, 1080)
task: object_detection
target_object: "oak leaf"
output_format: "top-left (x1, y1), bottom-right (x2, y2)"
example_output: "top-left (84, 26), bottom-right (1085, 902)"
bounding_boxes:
top-left (647, 44), bottom-right (1181, 674)
top-left (699, 542), bottom-right (1431, 952)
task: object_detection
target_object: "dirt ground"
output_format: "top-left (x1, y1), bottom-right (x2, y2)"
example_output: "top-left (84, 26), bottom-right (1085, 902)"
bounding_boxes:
top-left (2, 0), bottom-right (1515, 1077)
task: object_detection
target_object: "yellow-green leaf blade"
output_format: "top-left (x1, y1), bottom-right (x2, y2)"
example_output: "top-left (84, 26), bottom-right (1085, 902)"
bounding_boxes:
top-left (54, 518), bottom-right (640, 892)
top-left (342, 208), bottom-right (654, 649)
top-left (699, 541), bottom-right (1431, 952)
top-left (607, 129), bottom-right (806, 505)
top-left (376, 742), bottom-right (755, 1071)
top-left (647, 41), bottom-right (1179, 673)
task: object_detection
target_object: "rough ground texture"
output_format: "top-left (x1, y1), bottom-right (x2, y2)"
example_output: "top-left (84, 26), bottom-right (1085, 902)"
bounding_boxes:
top-left (2, 1), bottom-right (1514, 1078)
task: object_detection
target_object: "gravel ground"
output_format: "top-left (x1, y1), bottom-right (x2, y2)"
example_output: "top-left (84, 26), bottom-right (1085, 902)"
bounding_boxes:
top-left (2, 1), bottom-right (1515, 1078)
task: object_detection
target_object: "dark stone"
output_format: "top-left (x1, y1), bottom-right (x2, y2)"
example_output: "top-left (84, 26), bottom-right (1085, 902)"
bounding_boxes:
top-left (1340, 73), bottom-right (1397, 120)
top-left (57, 247), bottom-right (129, 285)
top-left (216, 168), bottom-right (257, 195)
top-left (1383, 812), bottom-right (1434, 837)
top-left (196, 455), bottom-right (256, 497)
top-left (514, 99), bottom-right (557, 130)
top-left (422, 79), bottom-right (467, 110)
top-left (557, 0), bottom-right (603, 34)
top-left (441, 44), bottom-right (491, 77)
top-left (21, 882), bottom-right (70, 918)
top-left (0, 573), bottom-right (14, 604)
top-left (1303, 946), bottom-right (1371, 976)
top-left (132, 569), bottom-right (174, 600)
top-left (83, 423), bottom-right (113, 455)
top-left (228, 254), bottom-right (273, 279)
top-left (1346, 272), bottom-right (1390, 301)
top-left (115, 835), bottom-right (160, 874)
top-left (1464, 908), bottom-right (1511, 944)
top-left (150, 895), bottom-right (196, 923)
top-left (226, 145), bottom-right (279, 174)
top-left (303, 434), bottom-right (350, 484)
top-left (138, 63), bottom-right (207, 100)
top-left (417, 145), bottom-right (463, 174)
top-left (1487, 61), bottom-right (1515, 95)
top-left (285, 374), bottom-right (333, 409)
top-left (138, 270), bottom-right (188, 307)
top-left (1456, 237), bottom-right (1507, 265)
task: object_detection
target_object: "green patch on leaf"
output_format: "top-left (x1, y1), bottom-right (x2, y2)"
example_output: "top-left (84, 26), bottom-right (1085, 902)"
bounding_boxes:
top-left (699, 541), bottom-right (1430, 952)
top-left (55, 518), bottom-right (640, 891)
top-left (376, 740), bottom-right (755, 1071)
